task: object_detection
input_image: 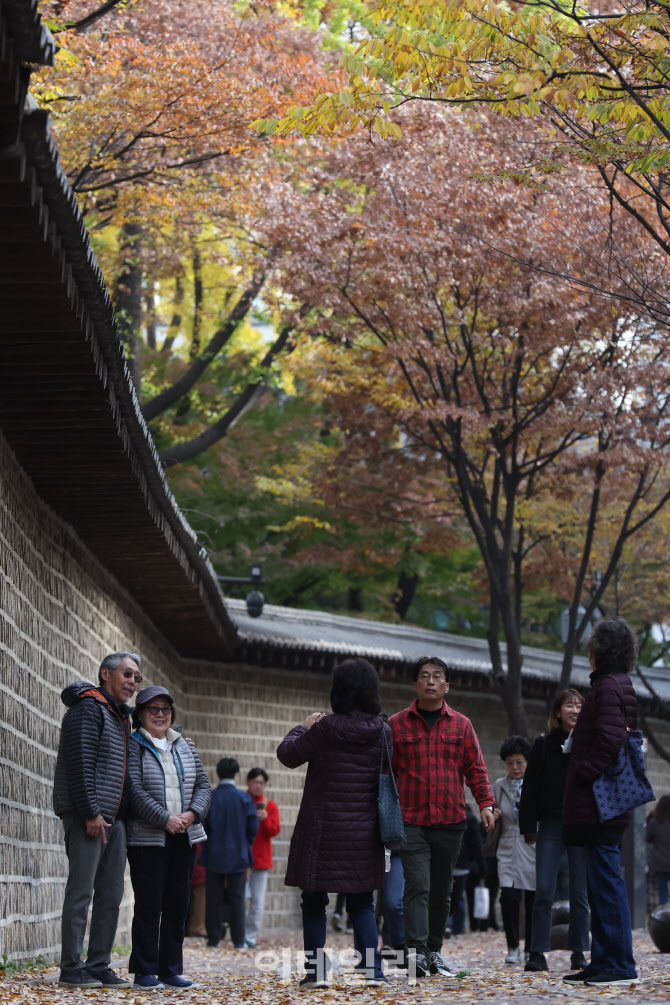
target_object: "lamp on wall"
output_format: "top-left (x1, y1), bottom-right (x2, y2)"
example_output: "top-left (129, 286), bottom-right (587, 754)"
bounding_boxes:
top-left (217, 565), bottom-right (265, 618)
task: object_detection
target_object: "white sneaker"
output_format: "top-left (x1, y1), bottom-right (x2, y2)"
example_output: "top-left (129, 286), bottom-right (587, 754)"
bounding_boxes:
top-left (504, 947), bottom-right (521, 965)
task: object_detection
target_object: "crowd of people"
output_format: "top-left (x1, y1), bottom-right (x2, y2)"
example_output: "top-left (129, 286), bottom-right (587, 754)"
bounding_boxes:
top-left (52, 617), bottom-right (665, 991)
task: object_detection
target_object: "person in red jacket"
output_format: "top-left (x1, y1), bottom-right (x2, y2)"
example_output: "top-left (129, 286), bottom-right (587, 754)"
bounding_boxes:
top-left (245, 768), bottom-right (280, 947)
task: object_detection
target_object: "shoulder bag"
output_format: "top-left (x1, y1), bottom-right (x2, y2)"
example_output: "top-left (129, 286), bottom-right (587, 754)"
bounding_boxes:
top-left (378, 727), bottom-right (407, 852)
top-left (592, 676), bottom-right (655, 822)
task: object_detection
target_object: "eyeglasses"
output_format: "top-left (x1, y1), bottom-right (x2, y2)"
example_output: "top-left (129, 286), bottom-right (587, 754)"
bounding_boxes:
top-left (418, 672), bottom-right (446, 682)
top-left (119, 670), bottom-right (143, 683)
top-left (145, 705), bottom-right (172, 717)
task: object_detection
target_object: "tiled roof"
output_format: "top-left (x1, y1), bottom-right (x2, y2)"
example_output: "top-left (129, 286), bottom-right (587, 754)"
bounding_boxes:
top-left (0, 0), bottom-right (236, 658)
top-left (226, 600), bottom-right (670, 705)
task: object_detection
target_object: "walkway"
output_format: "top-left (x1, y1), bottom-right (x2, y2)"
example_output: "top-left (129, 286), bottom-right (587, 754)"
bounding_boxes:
top-left (5, 929), bottom-right (669, 1004)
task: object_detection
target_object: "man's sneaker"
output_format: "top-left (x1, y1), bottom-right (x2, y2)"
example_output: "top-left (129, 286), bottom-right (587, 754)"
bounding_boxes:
top-left (365, 975), bottom-right (389, 986)
top-left (504, 947), bottom-right (521, 964)
top-left (585, 973), bottom-right (639, 986)
top-left (331, 912), bottom-right (343, 932)
top-left (406, 951), bottom-right (429, 978)
top-left (428, 952), bottom-right (456, 977)
top-left (524, 952), bottom-right (548, 972)
top-left (159, 975), bottom-right (195, 988)
top-left (58, 968), bottom-right (103, 988)
top-left (570, 952), bottom-right (588, 971)
top-left (134, 975), bottom-right (165, 989)
top-left (299, 975), bottom-right (330, 990)
top-left (87, 967), bottom-right (132, 988)
top-left (563, 968), bottom-right (598, 984)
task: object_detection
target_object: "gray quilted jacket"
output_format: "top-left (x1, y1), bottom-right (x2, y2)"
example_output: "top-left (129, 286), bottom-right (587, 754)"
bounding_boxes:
top-left (53, 681), bottom-right (132, 821)
top-left (126, 729), bottom-right (210, 846)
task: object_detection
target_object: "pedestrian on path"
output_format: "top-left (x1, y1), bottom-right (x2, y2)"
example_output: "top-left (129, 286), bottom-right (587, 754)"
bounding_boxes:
top-left (126, 685), bottom-right (210, 990)
top-left (520, 689), bottom-right (589, 973)
top-left (562, 617), bottom-right (641, 988)
top-left (492, 735), bottom-right (536, 966)
top-left (244, 767), bottom-right (280, 947)
top-left (277, 658), bottom-right (388, 990)
top-left (647, 795), bottom-right (670, 906)
top-left (53, 651), bottom-right (141, 990)
top-left (389, 656), bottom-right (495, 979)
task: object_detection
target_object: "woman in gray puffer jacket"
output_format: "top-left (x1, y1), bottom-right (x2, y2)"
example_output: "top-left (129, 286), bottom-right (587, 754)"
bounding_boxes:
top-left (126, 685), bottom-right (210, 991)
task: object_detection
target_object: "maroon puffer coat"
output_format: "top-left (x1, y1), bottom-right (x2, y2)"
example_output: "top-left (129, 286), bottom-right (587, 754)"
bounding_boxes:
top-left (563, 669), bottom-right (639, 830)
top-left (277, 711), bottom-right (390, 892)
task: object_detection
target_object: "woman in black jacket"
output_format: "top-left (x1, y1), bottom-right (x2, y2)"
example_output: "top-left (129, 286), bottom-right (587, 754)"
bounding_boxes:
top-left (519, 689), bottom-right (589, 972)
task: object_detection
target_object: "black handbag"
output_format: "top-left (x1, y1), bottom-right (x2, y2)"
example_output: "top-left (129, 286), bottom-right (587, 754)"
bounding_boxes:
top-left (378, 727), bottom-right (407, 852)
top-left (592, 677), bottom-right (655, 823)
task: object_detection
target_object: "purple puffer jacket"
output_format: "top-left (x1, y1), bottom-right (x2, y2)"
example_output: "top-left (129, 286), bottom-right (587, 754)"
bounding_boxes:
top-left (563, 669), bottom-right (639, 829)
top-left (277, 711), bottom-right (389, 893)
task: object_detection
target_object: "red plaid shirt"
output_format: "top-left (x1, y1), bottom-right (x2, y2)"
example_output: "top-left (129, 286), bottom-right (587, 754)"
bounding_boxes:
top-left (389, 700), bottom-right (494, 826)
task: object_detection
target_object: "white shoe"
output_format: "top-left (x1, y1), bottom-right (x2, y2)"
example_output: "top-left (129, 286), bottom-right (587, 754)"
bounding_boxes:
top-left (504, 947), bottom-right (521, 965)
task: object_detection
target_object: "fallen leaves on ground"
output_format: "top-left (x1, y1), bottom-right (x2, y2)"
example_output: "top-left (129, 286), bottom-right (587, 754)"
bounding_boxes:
top-left (2, 930), bottom-right (669, 1004)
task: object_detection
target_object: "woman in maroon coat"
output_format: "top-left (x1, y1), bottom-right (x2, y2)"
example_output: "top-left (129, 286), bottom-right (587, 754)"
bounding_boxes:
top-left (277, 658), bottom-right (390, 989)
top-left (562, 618), bottom-right (640, 988)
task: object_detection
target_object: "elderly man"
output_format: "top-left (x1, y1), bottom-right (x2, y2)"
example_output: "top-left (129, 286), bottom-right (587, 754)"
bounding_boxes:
top-left (53, 651), bottom-right (142, 989)
top-left (390, 655), bottom-right (495, 979)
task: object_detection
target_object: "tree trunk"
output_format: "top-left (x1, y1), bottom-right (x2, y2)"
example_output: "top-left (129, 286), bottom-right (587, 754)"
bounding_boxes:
top-left (393, 568), bottom-right (418, 619)
top-left (114, 221), bottom-right (143, 397)
top-left (191, 248), bottom-right (203, 358)
top-left (161, 274), bottom-right (184, 354)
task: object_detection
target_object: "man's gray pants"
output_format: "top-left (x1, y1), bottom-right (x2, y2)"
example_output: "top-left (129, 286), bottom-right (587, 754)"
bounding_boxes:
top-left (60, 814), bottom-right (126, 972)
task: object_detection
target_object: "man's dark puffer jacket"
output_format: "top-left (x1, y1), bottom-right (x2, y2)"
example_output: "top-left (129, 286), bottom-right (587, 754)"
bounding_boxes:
top-left (53, 681), bottom-right (132, 821)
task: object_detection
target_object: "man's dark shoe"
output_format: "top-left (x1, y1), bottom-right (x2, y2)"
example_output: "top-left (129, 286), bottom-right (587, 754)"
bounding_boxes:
top-left (570, 952), bottom-right (588, 971)
top-left (406, 951), bottom-right (429, 978)
top-left (58, 968), bottom-right (103, 988)
top-left (159, 975), bottom-right (195, 988)
top-left (299, 974), bottom-right (330, 990)
top-left (87, 967), bottom-right (132, 988)
top-left (563, 968), bottom-right (598, 984)
top-left (585, 972), bottom-right (639, 986)
top-left (524, 952), bottom-right (548, 972)
top-left (428, 951), bottom-right (456, 977)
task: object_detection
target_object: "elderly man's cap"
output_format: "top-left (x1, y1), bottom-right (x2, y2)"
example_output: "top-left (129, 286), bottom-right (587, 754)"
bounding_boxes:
top-left (135, 684), bottom-right (174, 706)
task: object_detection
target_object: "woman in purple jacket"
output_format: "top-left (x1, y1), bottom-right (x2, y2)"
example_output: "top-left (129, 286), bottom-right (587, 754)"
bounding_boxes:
top-left (562, 618), bottom-right (640, 988)
top-left (277, 658), bottom-right (390, 989)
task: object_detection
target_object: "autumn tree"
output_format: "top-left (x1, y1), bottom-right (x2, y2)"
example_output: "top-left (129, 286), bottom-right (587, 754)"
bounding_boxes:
top-left (272, 108), bottom-right (670, 733)
top-left (36, 0), bottom-right (334, 463)
top-left (261, 0), bottom-right (670, 330)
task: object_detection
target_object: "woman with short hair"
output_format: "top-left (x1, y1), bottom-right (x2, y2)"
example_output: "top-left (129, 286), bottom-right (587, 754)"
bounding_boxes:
top-left (126, 685), bottom-right (210, 990)
top-left (277, 658), bottom-right (389, 989)
top-left (492, 735), bottom-right (536, 965)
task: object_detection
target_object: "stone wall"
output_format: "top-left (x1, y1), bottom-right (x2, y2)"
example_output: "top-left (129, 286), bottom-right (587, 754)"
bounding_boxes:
top-left (0, 432), bottom-right (184, 960)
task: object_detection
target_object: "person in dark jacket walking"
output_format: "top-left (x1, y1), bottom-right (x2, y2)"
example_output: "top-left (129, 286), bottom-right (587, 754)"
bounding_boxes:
top-left (647, 795), bottom-right (670, 905)
top-left (277, 657), bottom-right (389, 989)
top-left (562, 617), bottom-right (641, 988)
top-left (520, 688), bottom-right (589, 973)
top-left (203, 757), bottom-right (259, 949)
top-left (53, 651), bottom-right (141, 990)
top-left (126, 686), bottom-right (211, 990)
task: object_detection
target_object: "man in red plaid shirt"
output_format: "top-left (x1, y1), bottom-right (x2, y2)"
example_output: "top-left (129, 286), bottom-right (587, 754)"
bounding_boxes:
top-left (390, 656), bottom-right (496, 978)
